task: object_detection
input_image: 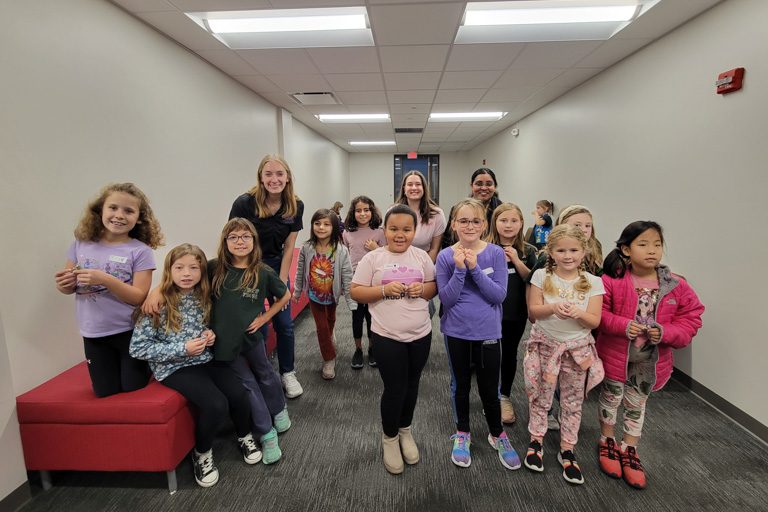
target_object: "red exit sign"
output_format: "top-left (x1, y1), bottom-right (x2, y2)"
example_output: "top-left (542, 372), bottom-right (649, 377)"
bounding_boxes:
top-left (407, 151), bottom-right (418, 159)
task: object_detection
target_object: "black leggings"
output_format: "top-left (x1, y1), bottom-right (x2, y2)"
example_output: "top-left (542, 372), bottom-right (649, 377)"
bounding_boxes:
top-left (162, 362), bottom-right (252, 453)
top-left (499, 318), bottom-right (527, 397)
top-left (351, 303), bottom-right (373, 340)
top-left (445, 336), bottom-right (502, 437)
top-left (372, 332), bottom-right (431, 438)
top-left (83, 330), bottom-right (150, 398)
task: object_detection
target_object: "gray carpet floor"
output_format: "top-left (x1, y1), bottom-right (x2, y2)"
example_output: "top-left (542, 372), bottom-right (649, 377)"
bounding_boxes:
top-left (19, 307), bottom-right (768, 512)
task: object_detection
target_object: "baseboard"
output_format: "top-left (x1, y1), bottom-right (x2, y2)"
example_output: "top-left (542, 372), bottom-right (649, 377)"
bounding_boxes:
top-left (672, 367), bottom-right (768, 444)
top-left (0, 482), bottom-right (30, 512)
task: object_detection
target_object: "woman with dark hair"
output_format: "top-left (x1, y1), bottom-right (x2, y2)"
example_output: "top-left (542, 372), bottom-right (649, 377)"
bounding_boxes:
top-left (442, 168), bottom-right (502, 248)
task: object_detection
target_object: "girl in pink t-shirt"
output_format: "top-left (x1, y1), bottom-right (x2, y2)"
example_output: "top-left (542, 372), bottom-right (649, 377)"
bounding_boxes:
top-left (54, 182), bottom-right (163, 397)
top-left (342, 196), bottom-right (386, 369)
top-left (351, 204), bottom-right (437, 476)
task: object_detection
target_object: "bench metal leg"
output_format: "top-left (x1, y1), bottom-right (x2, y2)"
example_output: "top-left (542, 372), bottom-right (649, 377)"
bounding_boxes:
top-left (166, 470), bottom-right (177, 494)
top-left (40, 470), bottom-right (52, 490)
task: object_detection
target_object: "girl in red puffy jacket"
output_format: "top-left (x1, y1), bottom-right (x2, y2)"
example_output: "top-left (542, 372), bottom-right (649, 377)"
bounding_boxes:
top-left (595, 221), bottom-right (704, 490)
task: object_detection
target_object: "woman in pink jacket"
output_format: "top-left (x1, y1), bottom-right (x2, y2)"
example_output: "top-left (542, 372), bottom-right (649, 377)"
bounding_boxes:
top-left (596, 221), bottom-right (704, 490)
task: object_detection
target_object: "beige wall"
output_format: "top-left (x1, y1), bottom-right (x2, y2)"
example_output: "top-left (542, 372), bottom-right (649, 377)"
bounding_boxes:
top-left (0, 0), bottom-right (348, 501)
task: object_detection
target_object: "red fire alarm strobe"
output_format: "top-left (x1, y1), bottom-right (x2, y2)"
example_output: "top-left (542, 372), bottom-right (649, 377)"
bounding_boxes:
top-left (716, 67), bottom-right (745, 94)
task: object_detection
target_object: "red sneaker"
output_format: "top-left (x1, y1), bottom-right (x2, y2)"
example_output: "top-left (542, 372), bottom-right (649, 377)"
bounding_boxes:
top-left (598, 438), bottom-right (622, 479)
top-left (620, 445), bottom-right (647, 489)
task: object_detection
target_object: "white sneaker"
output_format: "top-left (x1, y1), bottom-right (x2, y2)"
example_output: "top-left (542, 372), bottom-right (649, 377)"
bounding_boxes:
top-left (281, 371), bottom-right (303, 398)
top-left (322, 359), bottom-right (336, 380)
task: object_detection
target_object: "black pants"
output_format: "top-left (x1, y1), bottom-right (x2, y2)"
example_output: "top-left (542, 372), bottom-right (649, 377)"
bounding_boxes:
top-left (445, 336), bottom-right (502, 437)
top-left (162, 361), bottom-right (252, 453)
top-left (351, 303), bottom-right (373, 341)
top-left (499, 318), bottom-right (528, 397)
top-left (372, 332), bottom-right (431, 438)
top-left (83, 330), bottom-right (150, 398)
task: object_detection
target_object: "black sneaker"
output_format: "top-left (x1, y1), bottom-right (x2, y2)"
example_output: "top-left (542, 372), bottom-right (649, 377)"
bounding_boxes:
top-left (351, 348), bottom-right (364, 369)
top-left (524, 440), bottom-right (544, 472)
top-left (192, 449), bottom-right (219, 487)
top-left (558, 450), bottom-right (585, 485)
top-left (368, 349), bottom-right (377, 367)
top-left (238, 433), bottom-right (263, 464)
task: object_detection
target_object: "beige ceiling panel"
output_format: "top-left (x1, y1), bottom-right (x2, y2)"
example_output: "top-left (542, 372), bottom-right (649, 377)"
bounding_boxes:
top-left (112, 0), bottom-right (176, 12)
top-left (197, 50), bottom-right (257, 75)
top-left (378, 45), bottom-right (450, 73)
top-left (235, 75), bottom-right (282, 92)
top-left (307, 47), bottom-right (381, 73)
top-left (361, 125), bottom-right (396, 137)
top-left (346, 104), bottom-right (390, 113)
top-left (302, 104), bottom-right (351, 114)
top-left (434, 89), bottom-right (485, 103)
top-left (440, 70), bottom-right (503, 90)
top-left (390, 113), bottom-right (428, 125)
top-left (325, 73), bottom-right (385, 92)
top-left (387, 90), bottom-right (437, 104)
top-left (369, 3), bottom-right (464, 46)
top-left (336, 91), bottom-right (388, 105)
top-left (258, 92), bottom-right (299, 108)
top-left (575, 38), bottom-right (653, 68)
top-left (266, 0), bottom-right (363, 7)
top-left (510, 41), bottom-right (603, 69)
top-left (494, 68), bottom-right (564, 88)
top-left (383, 72), bottom-right (441, 90)
top-left (446, 42), bottom-right (525, 71)
top-left (167, 0), bottom-right (271, 10)
top-left (474, 101), bottom-right (521, 113)
top-left (136, 11), bottom-right (227, 51)
top-left (269, 74), bottom-right (332, 91)
top-left (431, 103), bottom-right (480, 113)
top-left (238, 49), bottom-right (319, 74)
top-left (481, 87), bottom-right (538, 103)
top-left (388, 104), bottom-right (432, 114)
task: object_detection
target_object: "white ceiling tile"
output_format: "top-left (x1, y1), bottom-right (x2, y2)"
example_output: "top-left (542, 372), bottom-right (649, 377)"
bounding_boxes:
top-left (307, 47), bottom-right (381, 73)
top-left (336, 91), bottom-right (388, 105)
top-left (361, 125), bottom-right (395, 137)
top-left (431, 103), bottom-right (479, 113)
top-left (325, 73), bottom-right (384, 92)
top-left (258, 92), bottom-right (298, 108)
top-left (383, 72), bottom-right (441, 90)
top-left (440, 71), bottom-right (503, 89)
top-left (197, 50), bottom-right (257, 75)
top-left (346, 104), bottom-right (390, 113)
top-left (136, 11), bottom-right (227, 51)
top-left (111, 0), bottom-right (177, 12)
top-left (235, 75), bottom-right (282, 92)
top-left (369, 3), bottom-right (464, 46)
top-left (511, 41), bottom-right (603, 69)
top-left (167, 0), bottom-right (271, 10)
top-left (378, 45), bottom-right (450, 73)
top-left (482, 87), bottom-right (538, 103)
top-left (575, 38), bottom-right (653, 68)
top-left (267, 0), bottom-right (364, 6)
top-left (391, 113), bottom-right (428, 125)
top-left (446, 43), bottom-right (525, 71)
top-left (238, 49), bottom-right (319, 74)
top-left (302, 104), bottom-right (350, 114)
top-left (434, 89), bottom-right (485, 103)
top-left (269, 74), bottom-right (332, 92)
top-left (386, 90), bottom-right (436, 104)
top-left (494, 68), bottom-right (564, 88)
top-left (474, 101), bottom-right (521, 112)
top-left (615, 0), bottom-right (722, 39)
top-left (388, 104), bottom-right (431, 114)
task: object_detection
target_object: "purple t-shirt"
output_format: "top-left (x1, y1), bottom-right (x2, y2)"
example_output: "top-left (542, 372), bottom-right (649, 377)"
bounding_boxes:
top-left (66, 239), bottom-right (156, 338)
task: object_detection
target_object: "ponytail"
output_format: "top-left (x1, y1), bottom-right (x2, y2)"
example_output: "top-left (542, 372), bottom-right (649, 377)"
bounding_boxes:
top-left (603, 248), bottom-right (630, 278)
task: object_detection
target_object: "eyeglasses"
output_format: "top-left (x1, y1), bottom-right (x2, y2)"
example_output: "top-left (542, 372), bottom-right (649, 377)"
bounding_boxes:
top-left (226, 234), bottom-right (253, 243)
top-left (455, 218), bottom-right (484, 228)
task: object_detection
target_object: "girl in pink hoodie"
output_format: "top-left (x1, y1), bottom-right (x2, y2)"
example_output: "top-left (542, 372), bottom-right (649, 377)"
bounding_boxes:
top-left (596, 221), bottom-right (704, 490)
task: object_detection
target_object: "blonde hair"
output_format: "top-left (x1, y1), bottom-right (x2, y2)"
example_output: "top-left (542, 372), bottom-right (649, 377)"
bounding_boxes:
top-left (151, 244), bottom-right (211, 332)
top-left (451, 198), bottom-right (486, 236)
top-left (74, 183), bottom-right (164, 248)
top-left (556, 204), bottom-right (603, 272)
top-left (248, 154), bottom-right (299, 219)
top-left (487, 203), bottom-right (534, 259)
top-left (211, 218), bottom-right (264, 297)
top-left (542, 224), bottom-right (592, 296)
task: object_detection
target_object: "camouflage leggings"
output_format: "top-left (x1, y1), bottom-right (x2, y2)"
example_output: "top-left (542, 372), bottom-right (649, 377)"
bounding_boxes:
top-left (597, 361), bottom-right (654, 438)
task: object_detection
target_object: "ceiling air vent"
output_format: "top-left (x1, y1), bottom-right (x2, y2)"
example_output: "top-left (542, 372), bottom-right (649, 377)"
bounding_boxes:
top-left (291, 92), bottom-right (339, 105)
top-left (395, 128), bottom-right (423, 133)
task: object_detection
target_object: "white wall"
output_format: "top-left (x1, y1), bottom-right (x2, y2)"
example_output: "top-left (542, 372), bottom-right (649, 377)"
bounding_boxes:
top-left (466, 0), bottom-right (767, 425)
top-left (0, 0), bottom-right (348, 502)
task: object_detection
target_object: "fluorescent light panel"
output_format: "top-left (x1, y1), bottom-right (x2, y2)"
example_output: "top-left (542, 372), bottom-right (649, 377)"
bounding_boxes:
top-left (464, 5), bottom-right (637, 26)
top-left (317, 114), bottom-right (390, 123)
top-left (430, 112), bottom-right (507, 122)
top-left (349, 141), bottom-right (396, 146)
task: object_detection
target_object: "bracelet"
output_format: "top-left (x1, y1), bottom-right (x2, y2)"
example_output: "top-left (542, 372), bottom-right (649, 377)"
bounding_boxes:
top-left (381, 285), bottom-right (386, 299)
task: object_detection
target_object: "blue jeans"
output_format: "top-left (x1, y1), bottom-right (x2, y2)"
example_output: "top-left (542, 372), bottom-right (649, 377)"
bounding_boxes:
top-left (259, 257), bottom-right (296, 374)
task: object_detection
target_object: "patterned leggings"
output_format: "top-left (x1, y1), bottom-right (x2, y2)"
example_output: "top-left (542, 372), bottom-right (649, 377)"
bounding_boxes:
top-left (597, 360), bottom-right (654, 438)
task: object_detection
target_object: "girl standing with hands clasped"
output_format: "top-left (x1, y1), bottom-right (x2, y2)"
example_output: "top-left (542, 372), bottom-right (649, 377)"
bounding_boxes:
top-left (130, 245), bottom-right (262, 488)
top-left (596, 221), bottom-right (703, 490)
top-left (524, 224), bottom-right (605, 485)
top-left (351, 204), bottom-right (436, 475)
top-left (55, 183), bottom-right (162, 397)
top-left (437, 199), bottom-right (520, 471)
top-left (342, 196), bottom-right (386, 369)
top-left (487, 203), bottom-right (538, 425)
top-left (293, 209), bottom-right (355, 380)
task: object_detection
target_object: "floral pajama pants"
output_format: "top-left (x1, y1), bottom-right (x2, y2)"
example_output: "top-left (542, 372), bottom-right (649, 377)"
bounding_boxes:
top-left (597, 360), bottom-right (654, 438)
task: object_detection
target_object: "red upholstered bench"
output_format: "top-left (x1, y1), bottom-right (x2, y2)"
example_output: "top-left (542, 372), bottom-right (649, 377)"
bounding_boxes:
top-left (16, 362), bottom-right (194, 493)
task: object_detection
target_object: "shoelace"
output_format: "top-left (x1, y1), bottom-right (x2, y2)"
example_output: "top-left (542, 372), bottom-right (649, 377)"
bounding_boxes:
top-left (622, 447), bottom-right (644, 470)
top-left (451, 433), bottom-right (469, 450)
top-left (496, 436), bottom-right (513, 452)
top-left (599, 439), bottom-right (620, 460)
top-left (198, 453), bottom-right (214, 473)
top-left (561, 451), bottom-right (580, 469)
top-left (242, 436), bottom-right (258, 453)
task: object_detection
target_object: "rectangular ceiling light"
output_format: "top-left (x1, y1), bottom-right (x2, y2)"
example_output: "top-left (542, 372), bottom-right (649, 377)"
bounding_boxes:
top-left (317, 114), bottom-right (390, 123)
top-left (456, 1), bottom-right (658, 43)
top-left (429, 112), bottom-right (507, 122)
top-left (349, 141), bottom-right (396, 146)
top-left (186, 7), bottom-right (373, 49)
